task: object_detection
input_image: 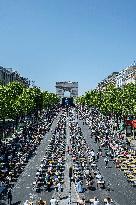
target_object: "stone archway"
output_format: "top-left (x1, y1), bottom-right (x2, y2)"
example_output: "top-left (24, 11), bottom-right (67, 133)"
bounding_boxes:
top-left (56, 81), bottom-right (78, 98)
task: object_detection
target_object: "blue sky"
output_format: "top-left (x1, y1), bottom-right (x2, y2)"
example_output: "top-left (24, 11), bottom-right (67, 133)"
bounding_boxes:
top-left (0, 0), bottom-right (136, 95)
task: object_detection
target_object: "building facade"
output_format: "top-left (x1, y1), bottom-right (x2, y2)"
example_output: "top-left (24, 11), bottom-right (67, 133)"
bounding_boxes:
top-left (96, 72), bottom-right (119, 91)
top-left (116, 63), bottom-right (136, 88)
top-left (97, 62), bottom-right (136, 90)
top-left (0, 66), bottom-right (30, 86)
top-left (124, 64), bottom-right (136, 85)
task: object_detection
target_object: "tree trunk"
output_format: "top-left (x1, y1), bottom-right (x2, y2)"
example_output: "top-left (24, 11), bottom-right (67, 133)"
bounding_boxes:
top-left (2, 118), bottom-right (5, 140)
top-left (15, 116), bottom-right (19, 130)
top-left (116, 114), bottom-right (119, 130)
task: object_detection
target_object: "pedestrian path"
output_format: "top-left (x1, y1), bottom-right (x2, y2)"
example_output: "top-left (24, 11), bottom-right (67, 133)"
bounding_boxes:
top-left (53, 116), bottom-right (79, 205)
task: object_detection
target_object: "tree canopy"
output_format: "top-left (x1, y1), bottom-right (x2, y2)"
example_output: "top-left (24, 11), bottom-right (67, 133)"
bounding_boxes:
top-left (76, 83), bottom-right (136, 118)
top-left (0, 82), bottom-right (60, 121)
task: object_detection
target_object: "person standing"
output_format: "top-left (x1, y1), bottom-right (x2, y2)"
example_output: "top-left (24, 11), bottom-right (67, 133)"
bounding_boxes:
top-left (76, 180), bottom-right (83, 193)
top-left (7, 188), bottom-right (12, 205)
top-left (96, 152), bottom-right (99, 161)
top-left (57, 182), bottom-right (62, 199)
top-left (98, 146), bottom-right (102, 156)
top-left (104, 156), bottom-right (109, 168)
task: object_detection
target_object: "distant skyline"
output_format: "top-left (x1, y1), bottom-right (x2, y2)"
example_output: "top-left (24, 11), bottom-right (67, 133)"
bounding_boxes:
top-left (0, 0), bottom-right (136, 95)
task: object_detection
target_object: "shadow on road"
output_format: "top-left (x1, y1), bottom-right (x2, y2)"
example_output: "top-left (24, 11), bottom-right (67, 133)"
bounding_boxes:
top-left (12, 201), bottom-right (21, 205)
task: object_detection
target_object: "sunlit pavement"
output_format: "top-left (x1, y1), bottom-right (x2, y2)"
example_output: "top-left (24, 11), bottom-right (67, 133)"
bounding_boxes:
top-left (79, 119), bottom-right (136, 205)
top-left (11, 115), bottom-right (60, 205)
top-left (5, 109), bottom-right (136, 205)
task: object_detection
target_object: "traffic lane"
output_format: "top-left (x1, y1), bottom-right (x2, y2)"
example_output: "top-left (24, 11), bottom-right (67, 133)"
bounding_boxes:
top-left (11, 115), bottom-right (61, 205)
top-left (12, 134), bottom-right (53, 204)
top-left (98, 159), bottom-right (136, 205)
top-left (79, 120), bottom-right (136, 205)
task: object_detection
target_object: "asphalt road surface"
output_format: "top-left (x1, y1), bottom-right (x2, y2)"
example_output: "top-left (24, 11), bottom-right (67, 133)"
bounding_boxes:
top-left (2, 109), bottom-right (136, 205)
top-left (78, 119), bottom-right (136, 205)
top-left (10, 114), bottom-right (60, 205)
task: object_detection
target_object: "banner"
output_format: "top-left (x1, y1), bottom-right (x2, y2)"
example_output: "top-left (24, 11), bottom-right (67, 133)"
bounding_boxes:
top-left (125, 120), bottom-right (136, 128)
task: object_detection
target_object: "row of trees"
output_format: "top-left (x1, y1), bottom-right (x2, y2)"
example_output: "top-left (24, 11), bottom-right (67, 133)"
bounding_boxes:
top-left (76, 83), bottom-right (136, 121)
top-left (0, 81), bottom-right (60, 137)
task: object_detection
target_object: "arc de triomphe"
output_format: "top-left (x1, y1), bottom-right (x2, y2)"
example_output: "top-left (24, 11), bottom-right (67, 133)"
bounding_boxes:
top-left (56, 81), bottom-right (78, 98)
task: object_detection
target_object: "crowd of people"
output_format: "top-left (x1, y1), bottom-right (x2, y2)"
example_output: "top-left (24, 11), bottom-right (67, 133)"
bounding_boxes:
top-left (0, 107), bottom-right (60, 201)
top-left (0, 104), bottom-right (135, 205)
top-left (80, 106), bottom-right (136, 177)
top-left (75, 105), bottom-right (136, 204)
top-left (68, 109), bottom-right (107, 201)
top-left (32, 111), bottom-right (67, 196)
top-left (80, 106), bottom-right (130, 157)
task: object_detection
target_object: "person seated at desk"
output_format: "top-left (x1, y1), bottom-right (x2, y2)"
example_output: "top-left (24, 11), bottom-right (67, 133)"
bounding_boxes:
top-left (23, 200), bottom-right (29, 205)
top-left (96, 173), bottom-right (102, 180)
top-left (38, 199), bottom-right (47, 205)
top-left (104, 197), bottom-right (112, 205)
top-left (77, 197), bottom-right (86, 205)
top-left (90, 197), bottom-right (100, 205)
